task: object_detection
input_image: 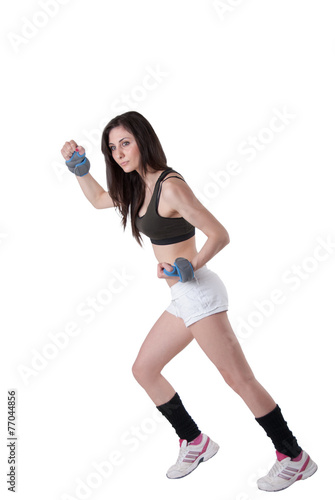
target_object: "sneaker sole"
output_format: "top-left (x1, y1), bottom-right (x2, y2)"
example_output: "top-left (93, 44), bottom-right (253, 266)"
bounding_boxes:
top-left (166, 441), bottom-right (220, 479)
top-left (258, 460), bottom-right (318, 492)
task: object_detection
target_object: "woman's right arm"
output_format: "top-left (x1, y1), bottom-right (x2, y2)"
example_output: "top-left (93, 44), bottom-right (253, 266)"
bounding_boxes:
top-left (61, 140), bottom-right (115, 209)
top-left (76, 173), bottom-right (115, 209)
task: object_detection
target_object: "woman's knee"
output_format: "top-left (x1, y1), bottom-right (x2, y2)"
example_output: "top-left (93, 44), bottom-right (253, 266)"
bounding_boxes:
top-left (131, 358), bottom-right (145, 383)
top-left (132, 357), bottom-right (160, 386)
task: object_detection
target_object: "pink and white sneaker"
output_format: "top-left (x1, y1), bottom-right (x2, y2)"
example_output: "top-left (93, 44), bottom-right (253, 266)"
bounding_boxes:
top-left (257, 449), bottom-right (318, 492)
top-left (166, 433), bottom-right (219, 479)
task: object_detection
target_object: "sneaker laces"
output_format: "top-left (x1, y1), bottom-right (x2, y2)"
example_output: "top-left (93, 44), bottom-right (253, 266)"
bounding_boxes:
top-left (267, 458), bottom-right (288, 478)
top-left (175, 441), bottom-right (189, 464)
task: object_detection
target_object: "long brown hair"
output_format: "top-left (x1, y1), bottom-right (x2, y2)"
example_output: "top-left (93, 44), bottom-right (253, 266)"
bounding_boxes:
top-left (101, 111), bottom-right (170, 245)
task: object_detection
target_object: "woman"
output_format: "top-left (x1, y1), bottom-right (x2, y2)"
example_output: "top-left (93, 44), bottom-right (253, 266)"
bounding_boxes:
top-left (61, 111), bottom-right (317, 491)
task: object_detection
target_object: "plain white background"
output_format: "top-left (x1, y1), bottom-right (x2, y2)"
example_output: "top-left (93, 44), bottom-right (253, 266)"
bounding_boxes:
top-left (1, 1), bottom-right (334, 499)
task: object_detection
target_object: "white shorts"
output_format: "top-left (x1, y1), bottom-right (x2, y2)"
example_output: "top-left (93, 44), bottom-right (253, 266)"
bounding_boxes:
top-left (166, 265), bottom-right (229, 327)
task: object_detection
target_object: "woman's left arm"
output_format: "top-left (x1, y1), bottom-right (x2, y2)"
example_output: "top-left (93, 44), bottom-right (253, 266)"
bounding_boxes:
top-left (192, 223), bottom-right (230, 271)
top-left (161, 179), bottom-right (230, 271)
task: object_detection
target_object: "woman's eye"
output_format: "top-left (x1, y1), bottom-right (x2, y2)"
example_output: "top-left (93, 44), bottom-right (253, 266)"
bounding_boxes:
top-left (110, 141), bottom-right (129, 152)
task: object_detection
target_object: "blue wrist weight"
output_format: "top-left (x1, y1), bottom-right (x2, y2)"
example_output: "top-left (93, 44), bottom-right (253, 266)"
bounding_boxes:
top-left (66, 151), bottom-right (90, 177)
top-left (163, 257), bottom-right (195, 283)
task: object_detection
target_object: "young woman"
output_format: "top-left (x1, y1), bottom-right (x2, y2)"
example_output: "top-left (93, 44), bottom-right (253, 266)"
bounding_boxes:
top-left (61, 111), bottom-right (317, 491)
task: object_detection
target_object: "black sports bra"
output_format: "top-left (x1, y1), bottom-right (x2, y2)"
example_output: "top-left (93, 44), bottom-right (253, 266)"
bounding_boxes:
top-left (135, 168), bottom-right (195, 245)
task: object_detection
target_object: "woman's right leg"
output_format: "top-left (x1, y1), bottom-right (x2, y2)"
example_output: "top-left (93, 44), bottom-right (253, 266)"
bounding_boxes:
top-left (132, 309), bottom-right (219, 479)
top-left (132, 310), bottom-right (194, 406)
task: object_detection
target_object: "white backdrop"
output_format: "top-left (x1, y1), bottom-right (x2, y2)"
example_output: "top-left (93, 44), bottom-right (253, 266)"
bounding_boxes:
top-left (1, 1), bottom-right (334, 499)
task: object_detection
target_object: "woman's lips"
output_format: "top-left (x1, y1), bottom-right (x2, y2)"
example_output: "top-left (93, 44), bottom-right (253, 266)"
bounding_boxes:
top-left (121, 161), bottom-right (129, 166)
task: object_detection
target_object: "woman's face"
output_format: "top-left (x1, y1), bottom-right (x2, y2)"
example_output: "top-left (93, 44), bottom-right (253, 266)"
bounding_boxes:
top-left (108, 126), bottom-right (142, 173)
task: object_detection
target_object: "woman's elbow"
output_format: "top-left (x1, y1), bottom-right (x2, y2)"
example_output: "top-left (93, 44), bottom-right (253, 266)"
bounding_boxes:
top-left (207, 225), bottom-right (229, 247)
top-left (220, 227), bottom-right (230, 247)
top-left (210, 230), bottom-right (229, 248)
top-left (221, 234), bottom-right (230, 248)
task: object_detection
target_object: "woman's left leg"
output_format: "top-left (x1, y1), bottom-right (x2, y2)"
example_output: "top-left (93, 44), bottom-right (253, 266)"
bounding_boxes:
top-left (188, 310), bottom-right (317, 491)
top-left (188, 310), bottom-right (305, 459)
top-left (188, 310), bottom-right (276, 418)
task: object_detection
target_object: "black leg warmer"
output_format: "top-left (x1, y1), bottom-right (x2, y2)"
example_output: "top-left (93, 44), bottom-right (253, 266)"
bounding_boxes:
top-left (156, 392), bottom-right (201, 443)
top-left (255, 404), bottom-right (302, 458)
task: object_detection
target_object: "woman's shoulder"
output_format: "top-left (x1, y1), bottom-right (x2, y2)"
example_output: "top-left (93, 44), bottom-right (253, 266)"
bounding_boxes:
top-left (160, 167), bottom-right (185, 183)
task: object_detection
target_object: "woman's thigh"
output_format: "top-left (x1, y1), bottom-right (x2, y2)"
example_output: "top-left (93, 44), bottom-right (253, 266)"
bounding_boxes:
top-left (188, 311), bottom-right (255, 386)
top-left (132, 310), bottom-right (194, 375)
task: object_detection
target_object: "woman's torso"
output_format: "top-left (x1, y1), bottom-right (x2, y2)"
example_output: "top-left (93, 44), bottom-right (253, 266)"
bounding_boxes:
top-left (137, 169), bottom-right (198, 287)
